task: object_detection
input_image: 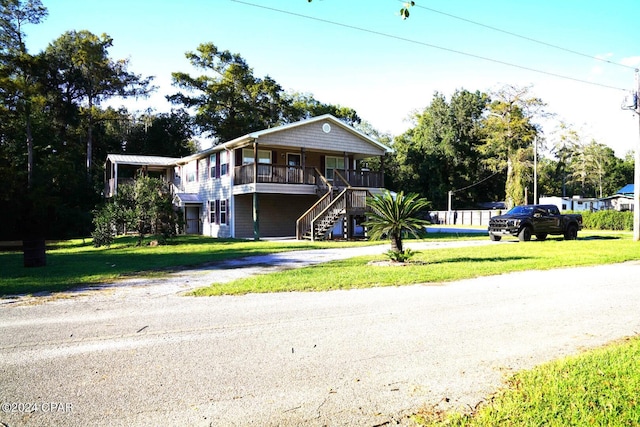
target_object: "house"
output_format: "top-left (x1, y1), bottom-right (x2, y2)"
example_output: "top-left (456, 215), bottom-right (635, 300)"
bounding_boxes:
top-left (104, 115), bottom-right (392, 240)
top-left (601, 184), bottom-right (635, 211)
top-left (539, 196), bottom-right (604, 212)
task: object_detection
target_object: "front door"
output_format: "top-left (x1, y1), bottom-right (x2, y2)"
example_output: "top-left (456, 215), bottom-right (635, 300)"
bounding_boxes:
top-left (185, 206), bottom-right (200, 234)
top-left (287, 153), bottom-right (302, 183)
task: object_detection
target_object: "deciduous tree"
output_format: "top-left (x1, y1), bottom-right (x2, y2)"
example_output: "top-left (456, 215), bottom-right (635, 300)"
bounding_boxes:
top-left (389, 89), bottom-right (493, 209)
top-left (479, 85), bottom-right (544, 208)
top-left (45, 30), bottom-right (153, 178)
top-left (123, 109), bottom-right (197, 157)
top-left (169, 42), bottom-right (291, 143)
top-left (0, 0), bottom-right (47, 189)
top-left (169, 43), bottom-right (362, 143)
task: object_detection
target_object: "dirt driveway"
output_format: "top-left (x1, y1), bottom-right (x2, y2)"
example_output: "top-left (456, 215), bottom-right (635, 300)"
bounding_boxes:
top-left (1, 241), bottom-right (640, 426)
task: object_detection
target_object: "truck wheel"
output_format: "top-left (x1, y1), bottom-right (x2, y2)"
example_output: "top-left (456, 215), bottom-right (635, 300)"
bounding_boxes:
top-left (518, 226), bottom-right (532, 242)
top-left (536, 233), bottom-right (547, 241)
top-left (564, 224), bottom-right (578, 240)
top-left (489, 234), bottom-right (501, 241)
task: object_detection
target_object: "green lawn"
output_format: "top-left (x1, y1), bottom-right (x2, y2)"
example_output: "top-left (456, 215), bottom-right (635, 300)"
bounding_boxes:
top-left (415, 335), bottom-right (640, 426)
top-left (192, 232), bottom-right (639, 295)
top-left (2, 232), bottom-right (638, 298)
top-left (0, 235), bottom-right (381, 296)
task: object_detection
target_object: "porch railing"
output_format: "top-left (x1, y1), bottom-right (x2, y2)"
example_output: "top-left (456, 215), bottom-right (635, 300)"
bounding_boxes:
top-left (341, 169), bottom-right (384, 188)
top-left (234, 164), bottom-right (318, 186)
top-left (234, 164), bottom-right (384, 188)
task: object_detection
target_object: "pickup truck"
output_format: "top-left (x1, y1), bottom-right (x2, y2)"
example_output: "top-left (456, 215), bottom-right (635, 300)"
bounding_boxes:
top-left (488, 204), bottom-right (583, 242)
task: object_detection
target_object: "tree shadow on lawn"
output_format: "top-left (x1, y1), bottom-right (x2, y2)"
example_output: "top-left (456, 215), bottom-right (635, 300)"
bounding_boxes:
top-left (0, 248), bottom-right (293, 298)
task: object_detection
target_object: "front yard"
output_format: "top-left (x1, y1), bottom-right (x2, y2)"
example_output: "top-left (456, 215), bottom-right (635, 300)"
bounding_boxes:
top-left (1, 231), bottom-right (637, 298)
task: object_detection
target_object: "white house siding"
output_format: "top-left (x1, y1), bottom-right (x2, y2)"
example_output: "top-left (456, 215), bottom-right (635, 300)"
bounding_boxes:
top-left (234, 194), bottom-right (318, 239)
top-left (201, 177), bottom-right (233, 238)
top-left (255, 121), bottom-right (385, 157)
top-left (539, 196), bottom-right (604, 212)
top-left (177, 157), bottom-right (235, 238)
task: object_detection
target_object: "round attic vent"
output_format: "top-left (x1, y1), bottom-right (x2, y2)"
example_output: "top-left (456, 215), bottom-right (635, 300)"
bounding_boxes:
top-left (322, 123), bottom-right (331, 133)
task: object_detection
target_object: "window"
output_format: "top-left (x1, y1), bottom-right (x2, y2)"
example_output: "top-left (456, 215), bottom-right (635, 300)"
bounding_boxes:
top-left (242, 148), bottom-right (272, 181)
top-left (209, 199), bottom-right (228, 225)
top-left (287, 153), bottom-right (301, 166)
top-left (220, 151), bottom-right (229, 176)
top-left (242, 148), bottom-right (272, 165)
top-left (209, 200), bottom-right (216, 223)
top-left (210, 155), bottom-right (216, 179)
top-left (325, 156), bottom-right (345, 182)
top-left (186, 162), bottom-right (196, 183)
top-left (220, 199), bottom-right (228, 225)
top-left (198, 158), bottom-right (207, 181)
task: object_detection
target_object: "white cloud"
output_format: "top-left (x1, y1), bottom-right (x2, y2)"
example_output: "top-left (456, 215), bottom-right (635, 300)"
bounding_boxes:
top-left (595, 52), bottom-right (614, 60)
top-left (620, 56), bottom-right (640, 67)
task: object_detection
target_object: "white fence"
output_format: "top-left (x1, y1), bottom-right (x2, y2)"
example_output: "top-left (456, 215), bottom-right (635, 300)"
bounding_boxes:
top-left (430, 210), bottom-right (503, 226)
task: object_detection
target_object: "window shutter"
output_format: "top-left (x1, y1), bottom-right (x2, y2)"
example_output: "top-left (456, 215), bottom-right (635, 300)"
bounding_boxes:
top-left (215, 152), bottom-right (221, 179)
top-left (215, 200), bottom-right (220, 225)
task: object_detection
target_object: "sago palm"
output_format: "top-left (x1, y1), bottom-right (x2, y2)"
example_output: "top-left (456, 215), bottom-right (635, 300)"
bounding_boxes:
top-left (365, 191), bottom-right (430, 254)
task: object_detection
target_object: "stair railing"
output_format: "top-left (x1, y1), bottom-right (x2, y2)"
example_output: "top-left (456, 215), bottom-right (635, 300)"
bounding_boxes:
top-left (296, 169), bottom-right (333, 239)
top-left (310, 188), bottom-right (348, 241)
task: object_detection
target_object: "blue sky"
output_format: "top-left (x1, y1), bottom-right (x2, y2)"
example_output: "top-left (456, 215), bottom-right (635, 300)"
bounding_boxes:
top-left (25, 1), bottom-right (640, 156)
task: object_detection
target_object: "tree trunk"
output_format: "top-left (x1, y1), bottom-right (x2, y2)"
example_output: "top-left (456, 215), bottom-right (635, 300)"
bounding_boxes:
top-left (505, 157), bottom-right (515, 208)
top-left (86, 110), bottom-right (93, 182)
top-left (26, 112), bottom-right (34, 189)
top-left (390, 233), bottom-right (403, 253)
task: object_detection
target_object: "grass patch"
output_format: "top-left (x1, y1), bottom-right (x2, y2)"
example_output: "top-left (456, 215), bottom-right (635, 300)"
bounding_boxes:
top-left (192, 232), bottom-right (639, 296)
top-left (0, 235), bottom-right (379, 296)
top-left (415, 335), bottom-right (640, 426)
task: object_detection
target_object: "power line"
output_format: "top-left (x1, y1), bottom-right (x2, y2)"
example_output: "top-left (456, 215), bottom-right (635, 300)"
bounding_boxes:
top-left (452, 169), bottom-right (503, 194)
top-left (409, 2), bottom-right (638, 72)
top-left (231, 1), bottom-right (628, 92)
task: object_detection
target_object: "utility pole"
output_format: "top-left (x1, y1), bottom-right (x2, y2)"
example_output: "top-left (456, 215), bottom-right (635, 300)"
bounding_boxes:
top-left (533, 136), bottom-right (538, 205)
top-left (635, 70), bottom-right (640, 241)
top-left (622, 70), bottom-right (640, 241)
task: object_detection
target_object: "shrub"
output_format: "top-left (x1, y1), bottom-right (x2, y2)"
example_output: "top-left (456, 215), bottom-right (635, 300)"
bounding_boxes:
top-left (91, 177), bottom-right (181, 247)
top-left (579, 210), bottom-right (633, 231)
top-left (385, 248), bottom-right (416, 263)
top-left (91, 206), bottom-right (115, 247)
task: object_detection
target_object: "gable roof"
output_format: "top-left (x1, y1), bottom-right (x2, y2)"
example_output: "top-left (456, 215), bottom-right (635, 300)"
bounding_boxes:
top-left (107, 115), bottom-right (391, 166)
top-left (191, 114), bottom-right (392, 159)
top-left (617, 184), bottom-right (634, 195)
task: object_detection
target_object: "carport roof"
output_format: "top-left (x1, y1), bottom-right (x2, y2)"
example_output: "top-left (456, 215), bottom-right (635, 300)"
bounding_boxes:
top-left (174, 193), bottom-right (202, 204)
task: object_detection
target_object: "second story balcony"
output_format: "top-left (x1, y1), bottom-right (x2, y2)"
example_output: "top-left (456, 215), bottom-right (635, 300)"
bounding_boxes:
top-left (233, 164), bottom-right (384, 189)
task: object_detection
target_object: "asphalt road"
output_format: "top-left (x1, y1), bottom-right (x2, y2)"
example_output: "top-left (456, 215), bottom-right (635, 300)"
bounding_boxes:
top-left (1, 242), bottom-right (640, 426)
